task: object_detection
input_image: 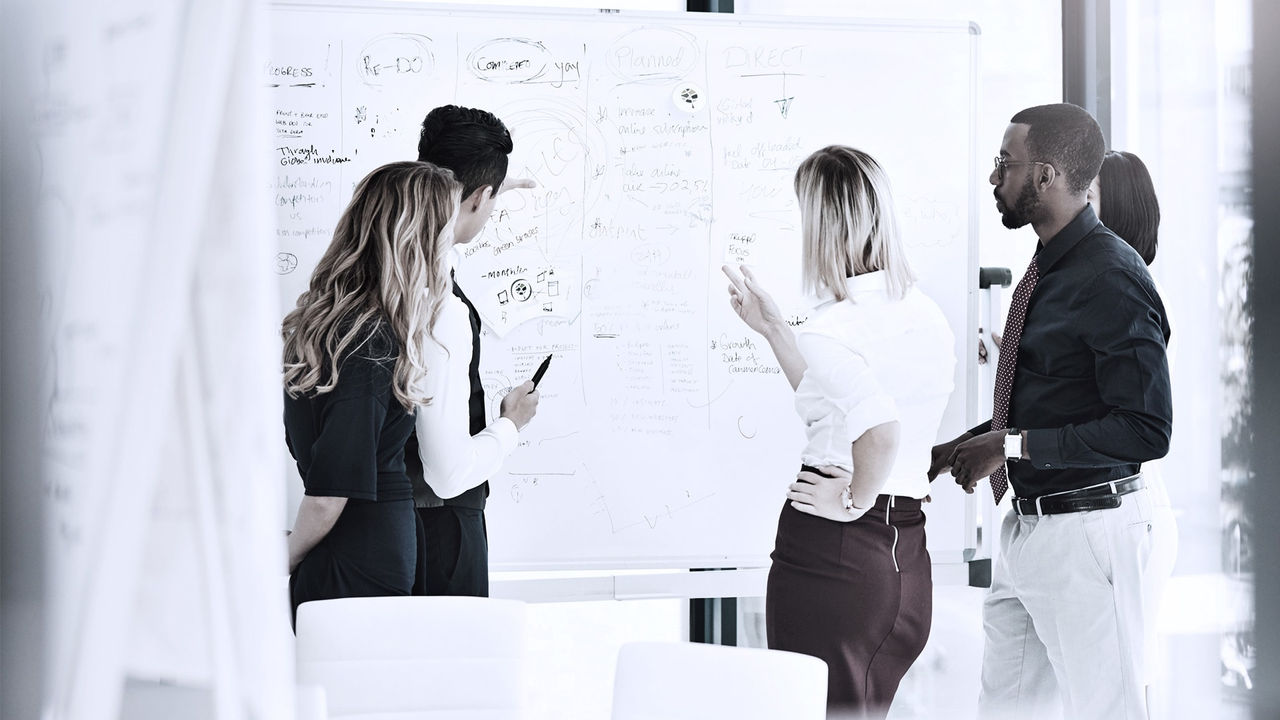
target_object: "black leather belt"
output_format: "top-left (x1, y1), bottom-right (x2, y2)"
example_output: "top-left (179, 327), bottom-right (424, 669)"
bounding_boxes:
top-left (1012, 474), bottom-right (1145, 516)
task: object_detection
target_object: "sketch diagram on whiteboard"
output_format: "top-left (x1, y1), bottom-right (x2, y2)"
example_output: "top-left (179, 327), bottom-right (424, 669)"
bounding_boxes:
top-left (457, 96), bottom-right (605, 336)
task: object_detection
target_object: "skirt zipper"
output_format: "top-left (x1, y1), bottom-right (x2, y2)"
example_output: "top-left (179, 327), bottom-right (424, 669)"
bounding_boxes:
top-left (886, 495), bottom-right (900, 573)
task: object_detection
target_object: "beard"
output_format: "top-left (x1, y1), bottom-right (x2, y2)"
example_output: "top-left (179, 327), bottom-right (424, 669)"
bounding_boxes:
top-left (997, 174), bottom-right (1041, 229)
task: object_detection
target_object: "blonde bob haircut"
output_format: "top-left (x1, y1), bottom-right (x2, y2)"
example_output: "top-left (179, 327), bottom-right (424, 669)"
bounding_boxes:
top-left (794, 145), bottom-right (915, 301)
top-left (282, 161), bottom-right (461, 411)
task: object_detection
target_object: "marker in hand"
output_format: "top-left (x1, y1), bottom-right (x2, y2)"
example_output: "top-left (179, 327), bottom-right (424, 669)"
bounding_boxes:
top-left (530, 353), bottom-right (553, 389)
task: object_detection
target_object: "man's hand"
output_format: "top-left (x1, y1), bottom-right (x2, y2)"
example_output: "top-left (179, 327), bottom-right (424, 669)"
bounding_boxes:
top-left (927, 432), bottom-right (973, 482)
top-left (976, 331), bottom-right (1003, 365)
top-left (948, 430), bottom-right (1007, 493)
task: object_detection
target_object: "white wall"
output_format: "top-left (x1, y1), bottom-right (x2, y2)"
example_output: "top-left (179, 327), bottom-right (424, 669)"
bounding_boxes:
top-left (1113, 0), bottom-right (1250, 715)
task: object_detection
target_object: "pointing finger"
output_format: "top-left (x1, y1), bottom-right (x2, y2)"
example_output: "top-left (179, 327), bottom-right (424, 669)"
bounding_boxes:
top-left (721, 264), bottom-right (747, 294)
top-left (499, 177), bottom-right (537, 194)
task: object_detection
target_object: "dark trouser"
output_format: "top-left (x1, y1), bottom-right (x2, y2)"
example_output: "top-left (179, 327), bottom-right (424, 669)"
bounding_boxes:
top-left (766, 489), bottom-right (932, 718)
top-left (414, 505), bottom-right (489, 597)
top-left (290, 499), bottom-right (416, 631)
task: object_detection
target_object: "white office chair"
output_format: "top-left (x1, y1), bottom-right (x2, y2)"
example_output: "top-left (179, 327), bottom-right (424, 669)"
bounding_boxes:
top-left (611, 641), bottom-right (828, 720)
top-left (295, 596), bottom-right (528, 720)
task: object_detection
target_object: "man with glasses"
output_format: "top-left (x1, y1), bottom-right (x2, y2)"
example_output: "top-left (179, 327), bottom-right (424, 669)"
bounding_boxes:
top-left (929, 103), bottom-right (1173, 719)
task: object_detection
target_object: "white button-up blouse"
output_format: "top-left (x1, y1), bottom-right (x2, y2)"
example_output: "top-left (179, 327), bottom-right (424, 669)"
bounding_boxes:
top-left (794, 271), bottom-right (956, 499)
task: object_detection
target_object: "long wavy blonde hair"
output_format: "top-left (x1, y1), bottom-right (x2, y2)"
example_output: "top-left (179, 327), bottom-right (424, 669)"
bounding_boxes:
top-left (794, 145), bottom-right (915, 301)
top-left (282, 161), bottom-right (460, 410)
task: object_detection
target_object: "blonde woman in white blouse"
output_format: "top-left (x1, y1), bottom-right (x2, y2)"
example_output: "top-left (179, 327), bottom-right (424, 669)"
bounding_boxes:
top-left (724, 145), bottom-right (955, 718)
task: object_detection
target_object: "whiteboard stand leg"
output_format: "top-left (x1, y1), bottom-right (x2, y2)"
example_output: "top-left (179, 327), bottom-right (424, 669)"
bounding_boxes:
top-left (689, 569), bottom-right (737, 646)
top-left (969, 267), bottom-right (1012, 587)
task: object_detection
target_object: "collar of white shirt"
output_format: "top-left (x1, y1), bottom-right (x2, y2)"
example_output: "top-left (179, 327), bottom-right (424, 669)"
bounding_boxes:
top-left (812, 270), bottom-right (890, 308)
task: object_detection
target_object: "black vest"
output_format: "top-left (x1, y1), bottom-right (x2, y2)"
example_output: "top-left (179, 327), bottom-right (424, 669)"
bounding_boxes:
top-left (406, 273), bottom-right (489, 509)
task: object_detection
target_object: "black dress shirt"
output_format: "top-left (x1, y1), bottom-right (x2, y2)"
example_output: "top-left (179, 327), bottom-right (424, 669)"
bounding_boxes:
top-left (971, 205), bottom-right (1173, 498)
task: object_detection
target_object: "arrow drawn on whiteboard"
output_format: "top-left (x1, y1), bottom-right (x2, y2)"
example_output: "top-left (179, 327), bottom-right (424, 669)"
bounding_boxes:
top-left (582, 468), bottom-right (716, 534)
top-left (601, 492), bottom-right (717, 533)
top-left (538, 431), bottom-right (581, 446)
top-left (775, 71), bottom-right (792, 118)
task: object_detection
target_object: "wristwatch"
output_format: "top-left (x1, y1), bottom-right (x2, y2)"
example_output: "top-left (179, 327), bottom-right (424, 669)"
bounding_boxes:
top-left (841, 485), bottom-right (856, 514)
top-left (1004, 428), bottom-right (1023, 460)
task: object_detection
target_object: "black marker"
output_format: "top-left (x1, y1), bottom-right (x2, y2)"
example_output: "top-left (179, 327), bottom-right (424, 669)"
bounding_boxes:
top-left (530, 354), bottom-right (553, 389)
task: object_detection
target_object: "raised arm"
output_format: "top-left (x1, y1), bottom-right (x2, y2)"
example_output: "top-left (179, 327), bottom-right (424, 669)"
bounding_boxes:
top-left (722, 264), bottom-right (806, 390)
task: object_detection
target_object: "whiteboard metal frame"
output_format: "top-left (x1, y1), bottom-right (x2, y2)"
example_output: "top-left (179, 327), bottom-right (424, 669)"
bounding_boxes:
top-left (276, 0), bottom-right (976, 36)
top-left (490, 559), bottom-right (972, 602)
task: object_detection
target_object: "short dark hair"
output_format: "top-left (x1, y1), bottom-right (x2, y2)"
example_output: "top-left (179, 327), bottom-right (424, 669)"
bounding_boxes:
top-left (1009, 103), bottom-right (1105, 195)
top-left (417, 105), bottom-right (513, 199)
top-left (1098, 150), bottom-right (1160, 265)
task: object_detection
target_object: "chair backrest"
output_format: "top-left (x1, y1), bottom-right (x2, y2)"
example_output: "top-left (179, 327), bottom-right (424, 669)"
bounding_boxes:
top-left (296, 596), bottom-right (528, 720)
top-left (610, 641), bottom-right (828, 720)
top-left (295, 683), bottom-right (328, 720)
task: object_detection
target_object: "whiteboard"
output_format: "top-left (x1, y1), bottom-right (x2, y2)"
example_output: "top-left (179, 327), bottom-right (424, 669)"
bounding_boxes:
top-left (270, 1), bottom-right (979, 570)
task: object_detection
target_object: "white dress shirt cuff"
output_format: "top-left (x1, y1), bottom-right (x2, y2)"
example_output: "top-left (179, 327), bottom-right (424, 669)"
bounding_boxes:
top-left (487, 416), bottom-right (520, 455)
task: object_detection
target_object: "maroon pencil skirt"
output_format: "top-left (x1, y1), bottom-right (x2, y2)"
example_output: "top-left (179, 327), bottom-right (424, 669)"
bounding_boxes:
top-left (766, 490), bottom-right (932, 717)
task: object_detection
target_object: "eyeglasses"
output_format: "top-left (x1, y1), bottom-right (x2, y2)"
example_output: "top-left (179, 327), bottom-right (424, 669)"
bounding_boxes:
top-left (993, 156), bottom-right (1051, 181)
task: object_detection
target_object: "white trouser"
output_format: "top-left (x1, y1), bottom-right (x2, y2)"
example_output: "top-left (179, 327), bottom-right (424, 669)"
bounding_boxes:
top-left (977, 487), bottom-right (1171, 720)
top-left (1141, 472), bottom-right (1179, 715)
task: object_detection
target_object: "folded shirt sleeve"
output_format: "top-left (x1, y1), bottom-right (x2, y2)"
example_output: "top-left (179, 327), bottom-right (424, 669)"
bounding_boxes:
top-left (797, 331), bottom-right (899, 444)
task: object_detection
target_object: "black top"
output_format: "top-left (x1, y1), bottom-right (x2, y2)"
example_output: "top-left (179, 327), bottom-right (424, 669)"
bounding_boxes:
top-left (971, 205), bottom-right (1173, 498)
top-left (284, 320), bottom-right (416, 503)
top-left (285, 318), bottom-right (418, 626)
top-left (407, 274), bottom-right (490, 510)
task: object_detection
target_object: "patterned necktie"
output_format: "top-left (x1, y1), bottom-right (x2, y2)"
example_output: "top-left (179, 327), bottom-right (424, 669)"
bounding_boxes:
top-left (989, 257), bottom-right (1040, 504)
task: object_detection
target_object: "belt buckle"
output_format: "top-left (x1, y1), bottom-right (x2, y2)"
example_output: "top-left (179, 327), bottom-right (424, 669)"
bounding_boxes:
top-left (1013, 497), bottom-right (1044, 517)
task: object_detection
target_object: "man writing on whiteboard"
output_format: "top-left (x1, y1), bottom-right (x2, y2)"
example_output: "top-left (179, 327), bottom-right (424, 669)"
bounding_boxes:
top-left (405, 105), bottom-right (539, 596)
top-left (929, 103), bottom-right (1173, 719)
